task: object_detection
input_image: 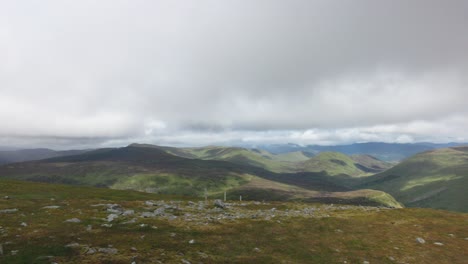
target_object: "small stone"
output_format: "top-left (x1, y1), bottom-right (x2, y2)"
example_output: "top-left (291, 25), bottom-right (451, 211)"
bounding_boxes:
top-left (86, 248), bottom-right (96, 255)
top-left (448, 234), bottom-right (455, 238)
top-left (188, 239), bottom-right (195, 244)
top-left (64, 218), bottom-right (81, 223)
top-left (253, 247), bottom-right (261, 252)
top-left (4, 196), bottom-right (10, 200)
top-left (416, 237), bottom-right (426, 244)
top-left (130, 247), bottom-right (137, 252)
top-left (145, 201), bottom-right (155, 206)
top-left (123, 210), bottom-right (134, 216)
top-left (141, 212), bottom-right (155, 218)
top-left (11, 250), bottom-right (19, 255)
top-left (214, 199), bottom-right (226, 209)
top-left (181, 259), bottom-right (191, 264)
top-left (107, 214), bottom-right (119, 222)
top-left (20, 222), bottom-right (28, 227)
top-left (0, 208), bottom-right (18, 214)
top-left (434, 242), bottom-right (444, 246)
top-left (36, 256), bottom-right (54, 262)
top-left (98, 247), bottom-right (118, 254)
top-left (154, 207), bottom-right (165, 216)
top-left (42, 206), bottom-right (60, 209)
top-left (65, 243), bottom-right (80, 248)
top-left (86, 225), bottom-right (92, 231)
top-left (363, 261), bottom-right (370, 264)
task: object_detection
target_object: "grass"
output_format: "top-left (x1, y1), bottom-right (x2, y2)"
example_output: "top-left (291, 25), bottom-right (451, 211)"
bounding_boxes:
top-left (0, 179), bottom-right (466, 263)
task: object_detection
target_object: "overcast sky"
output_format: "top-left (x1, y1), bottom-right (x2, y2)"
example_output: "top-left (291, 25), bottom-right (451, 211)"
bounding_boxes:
top-left (1, 0), bottom-right (468, 149)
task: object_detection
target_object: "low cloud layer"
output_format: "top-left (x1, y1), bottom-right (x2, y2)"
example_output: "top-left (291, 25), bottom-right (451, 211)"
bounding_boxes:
top-left (1, 1), bottom-right (468, 149)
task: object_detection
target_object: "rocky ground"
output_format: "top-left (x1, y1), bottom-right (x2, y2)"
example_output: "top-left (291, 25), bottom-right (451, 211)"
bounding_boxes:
top-left (0, 180), bottom-right (467, 263)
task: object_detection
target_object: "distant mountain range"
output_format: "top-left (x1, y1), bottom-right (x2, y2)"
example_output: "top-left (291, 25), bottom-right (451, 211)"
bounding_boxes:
top-left (247, 142), bottom-right (466, 161)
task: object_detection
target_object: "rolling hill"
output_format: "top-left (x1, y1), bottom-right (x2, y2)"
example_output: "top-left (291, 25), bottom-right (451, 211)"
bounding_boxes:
top-left (145, 144), bottom-right (311, 173)
top-left (0, 144), bottom-right (400, 208)
top-left (299, 152), bottom-right (393, 177)
top-left (359, 146), bottom-right (468, 212)
top-left (133, 144), bottom-right (392, 177)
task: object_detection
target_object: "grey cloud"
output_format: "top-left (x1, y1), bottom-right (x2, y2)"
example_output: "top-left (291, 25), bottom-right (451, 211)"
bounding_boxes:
top-left (1, 0), bottom-right (468, 148)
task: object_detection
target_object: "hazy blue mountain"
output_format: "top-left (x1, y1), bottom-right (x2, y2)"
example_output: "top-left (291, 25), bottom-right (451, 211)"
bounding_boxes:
top-left (0, 148), bottom-right (90, 165)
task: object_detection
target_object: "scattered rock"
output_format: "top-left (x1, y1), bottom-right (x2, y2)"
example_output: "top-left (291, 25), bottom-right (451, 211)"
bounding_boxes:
top-left (0, 208), bottom-right (18, 214)
top-left (98, 247), bottom-right (118, 254)
top-left (86, 225), bottom-right (92, 232)
top-left (4, 196), bottom-right (10, 200)
top-left (42, 205), bottom-right (60, 209)
top-left (363, 261), bottom-right (370, 264)
top-left (434, 242), bottom-right (444, 246)
top-left (181, 259), bottom-right (191, 264)
top-left (64, 218), bottom-right (81, 223)
top-left (188, 239), bottom-right (195, 244)
top-left (20, 222), bottom-right (28, 227)
top-left (145, 201), bottom-right (155, 206)
top-left (130, 247), bottom-right (137, 252)
top-left (214, 199), bottom-right (226, 209)
top-left (101, 224), bottom-right (113, 228)
top-left (253, 247), bottom-right (261, 252)
top-left (416, 237), bottom-right (426, 244)
top-left (11, 250), bottom-right (19, 255)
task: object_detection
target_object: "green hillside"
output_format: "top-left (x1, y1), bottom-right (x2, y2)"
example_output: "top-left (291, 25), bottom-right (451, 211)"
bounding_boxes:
top-left (300, 152), bottom-right (376, 177)
top-left (175, 146), bottom-right (305, 173)
top-left (360, 147), bottom-right (468, 212)
top-left (351, 154), bottom-right (394, 173)
top-left (0, 179), bottom-right (465, 264)
top-left (0, 145), bottom-right (400, 208)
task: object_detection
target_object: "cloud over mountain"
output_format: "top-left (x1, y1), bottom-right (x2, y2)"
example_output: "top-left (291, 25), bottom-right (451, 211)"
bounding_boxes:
top-left (1, 0), bottom-right (467, 148)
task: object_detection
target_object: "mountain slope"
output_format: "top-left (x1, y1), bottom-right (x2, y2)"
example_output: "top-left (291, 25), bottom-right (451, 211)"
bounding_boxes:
top-left (135, 144), bottom-right (310, 173)
top-left (359, 146), bottom-right (468, 212)
top-left (0, 145), bottom-right (400, 207)
top-left (299, 152), bottom-right (390, 177)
